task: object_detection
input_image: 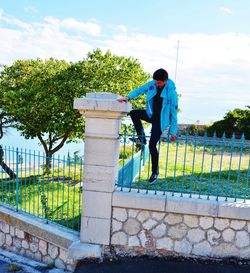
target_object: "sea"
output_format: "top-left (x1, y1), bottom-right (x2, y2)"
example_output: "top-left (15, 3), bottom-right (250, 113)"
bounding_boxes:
top-left (0, 128), bottom-right (84, 158)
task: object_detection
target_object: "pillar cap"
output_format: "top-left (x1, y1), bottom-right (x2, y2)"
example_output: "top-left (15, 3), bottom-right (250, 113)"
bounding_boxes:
top-left (74, 92), bottom-right (132, 117)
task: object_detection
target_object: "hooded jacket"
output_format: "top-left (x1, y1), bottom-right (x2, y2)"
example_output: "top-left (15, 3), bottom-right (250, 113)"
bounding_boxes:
top-left (127, 79), bottom-right (178, 135)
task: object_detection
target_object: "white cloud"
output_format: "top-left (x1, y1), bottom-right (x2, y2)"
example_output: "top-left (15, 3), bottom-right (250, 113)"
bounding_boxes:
top-left (24, 5), bottom-right (37, 14)
top-left (220, 7), bottom-right (232, 14)
top-left (0, 10), bottom-right (249, 123)
top-left (109, 24), bottom-right (128, 33)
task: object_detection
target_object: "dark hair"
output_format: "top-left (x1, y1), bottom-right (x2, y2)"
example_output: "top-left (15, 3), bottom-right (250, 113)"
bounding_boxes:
top-left (153, 68), bottom-right (168, 81)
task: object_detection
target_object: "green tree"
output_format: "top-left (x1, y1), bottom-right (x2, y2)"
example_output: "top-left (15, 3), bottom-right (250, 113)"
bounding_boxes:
top-left (0, 49), bottom-right (149, 168)
top-left (207, 106), bottom-right (250, 139)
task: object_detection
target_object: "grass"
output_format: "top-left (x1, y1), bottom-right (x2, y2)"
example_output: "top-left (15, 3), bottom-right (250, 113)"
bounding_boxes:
top-left (8, 264), bottom-right (23, 272)
top-left (126, 142), bottom-right (250, 200)
top-left (0, 164), bottom-right (83, 232)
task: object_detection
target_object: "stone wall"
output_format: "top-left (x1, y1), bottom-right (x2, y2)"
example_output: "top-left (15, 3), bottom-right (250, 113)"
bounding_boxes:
top-left (110, 189), bottom-right (250, 260)
top-left (0, 221), bottom-right (75, 271)
top-left (111, 208), bottom-right (250, 259)
top-left (0, 206), bottom-right (79, 272)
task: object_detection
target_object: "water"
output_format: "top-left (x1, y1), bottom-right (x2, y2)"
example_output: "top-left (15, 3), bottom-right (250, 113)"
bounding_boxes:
top-left (0, 128), bottom-right (84, 157)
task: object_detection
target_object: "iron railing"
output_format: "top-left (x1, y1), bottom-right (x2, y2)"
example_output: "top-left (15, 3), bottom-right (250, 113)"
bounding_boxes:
top-left (118, 129), bottom-right (250, 202)
top-left (0, 146), bottom-right (83, 232)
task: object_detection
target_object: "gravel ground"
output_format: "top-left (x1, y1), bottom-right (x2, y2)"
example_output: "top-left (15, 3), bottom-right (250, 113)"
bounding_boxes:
top-left (75, 256), bottom-right (250, 273)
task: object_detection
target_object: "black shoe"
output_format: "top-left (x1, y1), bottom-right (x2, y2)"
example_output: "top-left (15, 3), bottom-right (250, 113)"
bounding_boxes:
top-left (129, 137), bottom-right (147, 146)
top-left (149, 173), bottom-right (159, 184)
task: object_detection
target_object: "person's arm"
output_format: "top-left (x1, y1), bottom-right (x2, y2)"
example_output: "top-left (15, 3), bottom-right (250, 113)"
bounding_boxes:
top-left (169, 91), bottom-right (178, 141)
top-left (117, 82), bottom-right (150, 103)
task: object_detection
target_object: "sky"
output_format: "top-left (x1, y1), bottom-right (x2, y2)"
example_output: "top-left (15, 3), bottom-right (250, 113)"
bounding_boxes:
top-left (0, 0), bottom-right (250, 125)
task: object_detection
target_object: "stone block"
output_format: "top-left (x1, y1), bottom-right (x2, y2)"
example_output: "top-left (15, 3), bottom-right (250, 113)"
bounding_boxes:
top-left (218, 201), bottom-right (250, 221)
top-left (39, 240), bottom-right (47, 256)
top-left (174, 239), bottom-right (192, 254)
top-left (166, 195), bottom-right (218, 217)
top-left (128, 236), bottom-right (140, 247)
top-left (128, 209), bottom-right (140, 218)
top-left (113, 208), bottom-right (127, 222)
top-left (192, 241), bottom-right (212, 256)
top-left (83, 164), bottom-right (118, 192)
top-left (113, 190), bottom-right (166, 212)
top-left (212, 243), bottom-right (239, 258)
top-left (184, 215), bottom-right (198, 228)
top-left (151, 223), bottom-right (167, 238)
top-left (156, 237), bottom-right (173, 251)
top-left (0, 232), bottom-right (5, 246)
top-left (164, 214), bottom-right (183, 225)
top-left (124, 219), bottom-right (141, 235)
top-left (0, 222), bottom-right (10, 233)
top-left (199, 216), bottom-right (214, 230)
top-left (81, 217), bottom-right (111, 245)
top-left (85, 117), bottom-right (121, 136)
top-left (142, 219), bottom-right (158, 231)
top-left (187, 229), bottom-right (205, 243)
top-left (112, 219), bottom-right (123, 233)
top-left (230, 220), bottom-right (246, 230)
top-left (5, 234), bottom-right (12, 246)
top-left (137, 211), bottom-right (151, 223)
top-left (235, 231), bottom-right (250, 248)
top-left (82, 191), bottom-right (112, 219)
top-left (207, 229), bottom-right (221, 245)
top-left (222, 228), bottom-right (235, 242)
top-left (84, 137), bottom-right (120, 166)
top-left (48, 243), bottom-right (59, 259)
top-left (15, 228), bottom-right (25, 239)
top-left (214, 218), bottom-right (230, 231)
top-left (111, 232), bottom-right (127, 245)
top-left (68, 240), bottom-right (102, 259)
top-left (168, 223), bottom-right (188, 240)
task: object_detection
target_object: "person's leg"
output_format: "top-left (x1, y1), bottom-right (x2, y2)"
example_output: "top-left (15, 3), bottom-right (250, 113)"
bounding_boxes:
top-left (149, 119), bottom-right (162, 175)
top-left (130, 110), bottom-right (151, 143)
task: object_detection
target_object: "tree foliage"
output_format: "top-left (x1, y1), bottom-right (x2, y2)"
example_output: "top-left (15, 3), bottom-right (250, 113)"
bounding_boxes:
top-left (0, 49), bottom-right (150, 162)
top-left (207, 106), bottom-right (250, 139)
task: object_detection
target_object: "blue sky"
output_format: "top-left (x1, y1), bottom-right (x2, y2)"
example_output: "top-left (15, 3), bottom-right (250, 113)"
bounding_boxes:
top-left (0, 0), bottom-right (250, 124)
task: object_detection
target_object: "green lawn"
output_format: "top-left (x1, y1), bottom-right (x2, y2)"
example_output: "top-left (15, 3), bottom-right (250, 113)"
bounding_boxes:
top-left (0, 166), bottom-right (83, 232)
top-left (131, 142), bottom-right (249, 199)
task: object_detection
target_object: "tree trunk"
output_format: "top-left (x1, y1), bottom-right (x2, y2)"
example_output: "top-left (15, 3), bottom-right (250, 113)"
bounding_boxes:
top-left (0, 146), bottom-right (17, 179)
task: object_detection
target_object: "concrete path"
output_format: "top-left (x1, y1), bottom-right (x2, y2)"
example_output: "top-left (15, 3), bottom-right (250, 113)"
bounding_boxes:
top-left (0, 249), bottom-right (69, 273)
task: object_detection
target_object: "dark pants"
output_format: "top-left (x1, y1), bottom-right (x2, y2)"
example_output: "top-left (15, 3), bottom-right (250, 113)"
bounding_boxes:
top-left (130, 110), bottom-right (162, 174)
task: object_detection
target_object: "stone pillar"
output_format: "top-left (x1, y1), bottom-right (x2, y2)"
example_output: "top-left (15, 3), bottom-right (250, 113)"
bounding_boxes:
top-left (74, 92), bottom-right (131, 245)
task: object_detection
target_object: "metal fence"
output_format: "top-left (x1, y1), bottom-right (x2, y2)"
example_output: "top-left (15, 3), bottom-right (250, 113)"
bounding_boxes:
top-left (118, 130), bottom-right (250, 202)
top-left (0, 146), bottom-right (83, 232)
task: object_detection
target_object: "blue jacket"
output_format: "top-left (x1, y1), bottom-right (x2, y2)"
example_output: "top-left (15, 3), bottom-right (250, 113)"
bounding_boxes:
top-left (127, 79), bottom-right (178, 135)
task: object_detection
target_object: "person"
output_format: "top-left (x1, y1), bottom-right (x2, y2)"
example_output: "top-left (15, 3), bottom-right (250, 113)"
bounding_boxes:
top-left (118, 68), bottom-right (178, 184)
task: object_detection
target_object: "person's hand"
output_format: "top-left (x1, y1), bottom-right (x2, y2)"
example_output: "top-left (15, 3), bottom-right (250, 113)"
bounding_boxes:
top-left (117, 97), bottom-right (129, 103)
top-left (170, 134), bottom-right (177, 141)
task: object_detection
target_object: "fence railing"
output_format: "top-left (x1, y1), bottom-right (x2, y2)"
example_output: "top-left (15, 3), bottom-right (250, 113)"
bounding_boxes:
top-left (0, 146), bottom-right (83, 232)
top-left (118, 130), bottom-right (250, 202)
